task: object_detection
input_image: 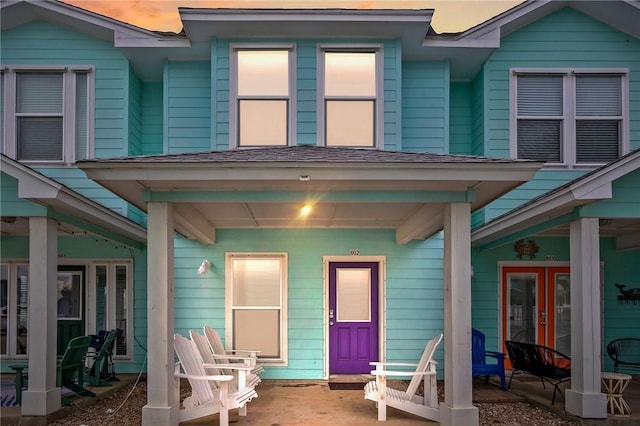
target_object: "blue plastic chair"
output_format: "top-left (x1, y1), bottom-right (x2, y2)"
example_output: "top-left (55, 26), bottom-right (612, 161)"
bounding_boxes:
top-left (472, 328), bottom-right (507, 390)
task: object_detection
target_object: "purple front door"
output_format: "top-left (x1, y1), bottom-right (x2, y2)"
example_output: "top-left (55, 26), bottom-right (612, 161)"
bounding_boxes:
top-left (329, 262), bottom-right (379, 374)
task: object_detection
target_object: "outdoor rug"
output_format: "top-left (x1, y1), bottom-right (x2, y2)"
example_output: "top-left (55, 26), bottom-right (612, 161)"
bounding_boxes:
top-left (328, 382), bottom-right (367, 391)
top-left (1, 380), bottom-right (17, 407)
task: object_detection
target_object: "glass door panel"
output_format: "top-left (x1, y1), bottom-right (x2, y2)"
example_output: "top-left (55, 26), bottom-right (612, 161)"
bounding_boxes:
top-left (550, 269), bottom-right (571, 355)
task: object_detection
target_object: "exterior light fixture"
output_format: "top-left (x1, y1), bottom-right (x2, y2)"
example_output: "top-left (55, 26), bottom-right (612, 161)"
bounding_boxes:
top-left (300, 204), bottom-right (312, 216)
top-left (198, 260), bottom-right (212, 276)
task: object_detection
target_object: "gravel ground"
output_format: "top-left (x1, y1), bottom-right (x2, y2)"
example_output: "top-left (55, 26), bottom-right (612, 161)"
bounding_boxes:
top-left (48, 379), bottom-right (576, 426)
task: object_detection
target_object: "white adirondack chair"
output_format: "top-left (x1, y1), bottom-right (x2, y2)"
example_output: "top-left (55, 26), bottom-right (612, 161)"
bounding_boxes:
top-left (191, 329), bottom-right (261, 387)
top-left (174, 333), bottom-right (258, 425)
top-left (364, 333), bottom-right (443, 422)
top-left (204, 325), bottom-right (265, 376)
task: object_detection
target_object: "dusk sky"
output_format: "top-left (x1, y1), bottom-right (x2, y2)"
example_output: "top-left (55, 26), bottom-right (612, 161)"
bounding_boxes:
top-left (61, 1), bottom-right (524, 33)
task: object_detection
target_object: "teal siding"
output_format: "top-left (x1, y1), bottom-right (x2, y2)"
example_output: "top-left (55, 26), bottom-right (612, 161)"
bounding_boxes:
top-left (213, 40), bottom-right (230, 150)
top-left (401, 61), bottom-right (448, 153)
top-left (472, 236), bottom-right (640, 373)
top-left (449, 82), bottom-right (472, 155)
top-left (484, 7), bottom-right (640, 160)
top-left (581, 169), bottom-right (640, 217)
top-left (470, 68), bottom-right (484, 157)
top-left (0, 20), bottom-right (132, 216)
top-left (601, 238), bottom-right (640, 374)
top-left (479, 8), bottom-right (640, 224)
top-left (296, 40), bottom-right (317, 145)
top-left (0, 21), bottom-right (130, 160)
top-left (383, 39), bottom-right (402, 151)
top-left (166, 61), bottom-right (211, 153)
top-left (128, 67), bottom-right (143, 156)
top-left (173, 229), bottom-right (445, 379)
top-left (141, 82), bottom-right (164, 155)
top-left (0, 173), bottom-right (47, 216)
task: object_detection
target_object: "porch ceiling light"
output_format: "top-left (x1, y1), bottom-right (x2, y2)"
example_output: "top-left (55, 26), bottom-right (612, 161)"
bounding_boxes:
top-left (300, 204), bottom-right (312, 216)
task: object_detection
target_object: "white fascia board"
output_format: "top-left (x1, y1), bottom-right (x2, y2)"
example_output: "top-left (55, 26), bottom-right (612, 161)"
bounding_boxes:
top-left (422, 28), bottom-right (501, 48)
top-left (82, 162), bottom-right (539, 183)
top-left (457, 0), bottom-right (554, 39)
top-left (472, 152), bottom-right (640, 244)
top-left (53, 190), bottom-right (147, 242)
top-left (179, 8), bottom-right (433, 23)
top-left (174, 204), bottom-right (216, 245)
top-left (1, 156), bottom-right (146, 242)
top-left (114, 32), bottom-right (191, 48)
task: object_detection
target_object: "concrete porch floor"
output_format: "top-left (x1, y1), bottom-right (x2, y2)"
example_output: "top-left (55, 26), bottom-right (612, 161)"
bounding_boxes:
top-left (1, 373), bottom-right (638, 425)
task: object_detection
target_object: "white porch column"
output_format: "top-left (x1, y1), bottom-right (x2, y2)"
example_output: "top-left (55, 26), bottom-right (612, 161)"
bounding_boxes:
top-left (142, 202), bottom-right (178, 425)
top-left (565, 218), bottom-right (607, 419)
top-left (440, 202), bottom-right (478, 426)
top-left (21, 217), bottom-right (61, 416)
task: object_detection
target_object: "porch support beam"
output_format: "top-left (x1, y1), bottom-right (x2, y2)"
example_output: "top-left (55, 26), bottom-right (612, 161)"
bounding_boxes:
top-left (440, 202), bottom-right (478, 426)
top-left (565, 218), bottom-right (607, 419)
top-left (21, 217), bottom-right (61, 417)
top-left (142, 202), bottom-right (178, 425)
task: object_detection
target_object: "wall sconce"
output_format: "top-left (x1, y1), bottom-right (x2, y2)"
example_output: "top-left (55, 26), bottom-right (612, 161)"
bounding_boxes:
top-left (198, 260), bottom-right (212, 276)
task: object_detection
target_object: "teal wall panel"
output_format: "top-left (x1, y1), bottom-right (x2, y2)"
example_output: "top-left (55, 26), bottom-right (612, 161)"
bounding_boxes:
top-left (166, 61), bottom-right (211, 153)
top-left (0, 173), bottom-right (47, 216)
top-left (484, 8), bottom-right (640, 159)
top-left (172, 228), bottom-right (445, 379)
top-left (141, 82), bottom-right (164, 155)
top-left (449, 82), bottom-right (472, 155)
top-left (401, 61), bottom-right (448, 152)
top-left (472, 236), bottom-right (640, 372)
top-left (128, 66), bottom-right (143, 156)
top-left (476, 7), bottom-right (640, 225)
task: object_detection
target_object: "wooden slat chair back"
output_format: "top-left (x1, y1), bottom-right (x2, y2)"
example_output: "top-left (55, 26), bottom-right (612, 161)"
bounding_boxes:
top-left (190, 329), bottom-right (260, 417)
top-left (203, 325), bottom-right (264, 376)
top-left (364, 333), bottom-right (443, 421)
top-left (58, 335), bottom-right (96, 403)
top-left (86, 329), bottom-right (118, 386)
top-left (471, 328), bottom-right (507, 390)
top-left (174, 333), bottom-right (258, 425)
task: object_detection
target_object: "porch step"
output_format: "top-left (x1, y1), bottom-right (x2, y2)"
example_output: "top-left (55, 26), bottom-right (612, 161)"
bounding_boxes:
top-left (329, 374), bottom-right (374, 383)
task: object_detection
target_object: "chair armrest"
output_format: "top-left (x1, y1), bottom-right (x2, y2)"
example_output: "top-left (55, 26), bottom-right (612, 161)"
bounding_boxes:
top-left (485, 351), bottom-right (505, 361)
top-left (203, 362), bottom-right (254, 372)
top-left (371, 369), bottom-right (437, 377)
top-left (370, 362), bottom-right (418, 368)
top-left (225, 349), bottom-right (260, 357)
top-left (175, 371), bottom-right (234, 382)
top-left (209, 353), bottom-right (257, 365)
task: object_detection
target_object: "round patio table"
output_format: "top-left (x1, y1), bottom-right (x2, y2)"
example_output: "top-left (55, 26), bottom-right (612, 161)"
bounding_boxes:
top-left (601, 372), bottom-right (632, 416)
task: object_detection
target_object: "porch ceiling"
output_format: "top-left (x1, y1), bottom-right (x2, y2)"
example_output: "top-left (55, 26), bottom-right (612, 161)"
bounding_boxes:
top-left (79, 146), bottom-right (542, 245)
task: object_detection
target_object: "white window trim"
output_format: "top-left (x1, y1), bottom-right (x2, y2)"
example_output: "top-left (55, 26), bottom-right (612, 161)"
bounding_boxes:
top-left (317, 44), bottom-right (384, 149)
top-left (225, 252), bottom-right (288, 366)
top-left (322, 255), bottom-right (386, 379)
top-left (1, 65), bottom-right (95, 166)
top-left (229, 44), bottom-right (296, 149)
top-left (0, 259), bottom-right (133, 360)
top-left (87, 261), bottom-right (134, 360)
top-left (509, 68), bottom-right (629, 169)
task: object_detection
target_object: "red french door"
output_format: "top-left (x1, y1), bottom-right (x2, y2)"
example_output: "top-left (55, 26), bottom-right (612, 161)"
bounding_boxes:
top-left (501, 266), bottom-right (570, 368)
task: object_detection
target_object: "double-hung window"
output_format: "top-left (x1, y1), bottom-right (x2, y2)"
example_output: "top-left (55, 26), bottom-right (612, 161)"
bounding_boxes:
top-left (225, 253), bottom-right (288, 365)
top-left (319, 46), bottom-right (383, 148)
top-left (1, 66), bottom-right (93, 164)
top-left (512, 69), bottom-right (628, 167)
top-left (230, 46), bottom-right (295, 147)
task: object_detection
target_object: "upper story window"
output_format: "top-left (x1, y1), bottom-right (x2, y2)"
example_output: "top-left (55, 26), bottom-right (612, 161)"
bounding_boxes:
top-left (1, 66), bottom-right (93, 165)
top-left (319, 46), bottom-right (383, 148)
top-left (511, 69), bottom-right (628, 167)
top-left (230, 46), bottom-right (295, 147)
